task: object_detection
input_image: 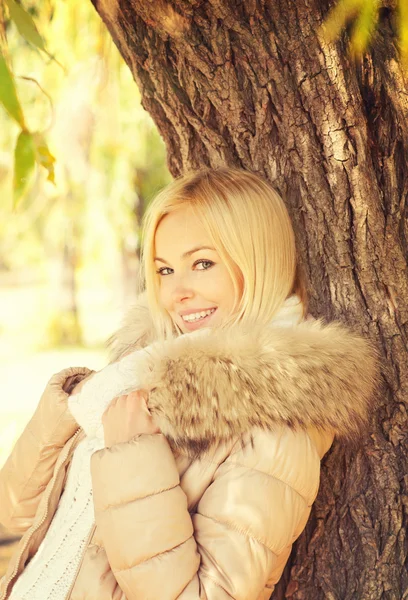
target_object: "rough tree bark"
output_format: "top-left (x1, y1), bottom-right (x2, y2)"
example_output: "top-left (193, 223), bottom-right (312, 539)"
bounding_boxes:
top-left (90, 1), bottom-right (407, 598)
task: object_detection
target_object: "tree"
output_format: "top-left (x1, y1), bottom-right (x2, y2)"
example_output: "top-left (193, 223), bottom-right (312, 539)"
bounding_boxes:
top-left (90, 1), bottom-right (407, 598)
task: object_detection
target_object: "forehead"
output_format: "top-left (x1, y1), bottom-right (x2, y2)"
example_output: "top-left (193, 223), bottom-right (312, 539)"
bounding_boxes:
top-left (155, 207), bottom-right (211, 254)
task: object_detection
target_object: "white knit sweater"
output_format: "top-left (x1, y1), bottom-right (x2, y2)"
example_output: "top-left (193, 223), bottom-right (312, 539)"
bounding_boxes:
top-left (9, 296), bottom-right (303, 599)
top-left (9, 349), bottom-right (151, 600)
top-left (9, 436), bottom-right (103, 600)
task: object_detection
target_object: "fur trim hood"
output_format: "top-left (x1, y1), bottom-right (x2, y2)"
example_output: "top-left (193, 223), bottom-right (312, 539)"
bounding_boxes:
top-left (109, 293), bottom-right (379, 455)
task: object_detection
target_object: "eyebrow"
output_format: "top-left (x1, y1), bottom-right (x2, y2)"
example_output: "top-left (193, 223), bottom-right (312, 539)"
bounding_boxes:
top-left (154, 245), bottom-right (216, 264)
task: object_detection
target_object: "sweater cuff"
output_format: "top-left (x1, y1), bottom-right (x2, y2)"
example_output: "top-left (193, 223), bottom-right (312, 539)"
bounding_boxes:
top-left (63, 371), bottom-right (93, 395)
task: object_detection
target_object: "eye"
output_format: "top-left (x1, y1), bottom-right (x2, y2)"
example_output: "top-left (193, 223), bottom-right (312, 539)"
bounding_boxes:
top-left (156, 266), bottom-right (173, 276)
top-left (194, 259), bottom-right (214, 270)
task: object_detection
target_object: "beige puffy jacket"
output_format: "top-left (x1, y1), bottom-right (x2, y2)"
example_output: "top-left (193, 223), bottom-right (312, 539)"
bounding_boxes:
top-left (0, 299), bottom-right (377, 599)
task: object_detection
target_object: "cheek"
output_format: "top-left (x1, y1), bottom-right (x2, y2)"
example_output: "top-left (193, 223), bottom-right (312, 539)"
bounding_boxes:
top-left (212, 268), bottom-right (237, 308)
top-left (157, 279), bottom-right (173, 312)
top-left (156, 279), bottom-right (167, 308)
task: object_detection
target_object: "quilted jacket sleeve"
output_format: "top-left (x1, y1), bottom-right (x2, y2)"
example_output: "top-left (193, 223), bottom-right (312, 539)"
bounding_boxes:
top-left (91, 427), bottom-right (328, 600)
top-left (0, 367), bottom-right (92, 534)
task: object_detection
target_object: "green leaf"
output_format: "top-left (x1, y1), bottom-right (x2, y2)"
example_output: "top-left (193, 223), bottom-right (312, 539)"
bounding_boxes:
top-left (6, 0), bottom-right (65, 69)
top-left (0, 50), bottom-right (25, 127)
top-left (33, 132), bottom-right (56, 184)
top-left (5, 0), bottom-right (46, 52)
top-left (14, 131), bottom-right (36, 206)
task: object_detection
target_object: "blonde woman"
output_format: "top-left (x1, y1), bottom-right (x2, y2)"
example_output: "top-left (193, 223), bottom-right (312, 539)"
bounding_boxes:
top-left (0, 168), bottom-right (377, 599)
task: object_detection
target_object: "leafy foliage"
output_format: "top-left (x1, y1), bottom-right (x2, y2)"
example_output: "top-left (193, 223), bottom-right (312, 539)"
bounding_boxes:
top-left (1, 0), bottom-right (55, 205)
top-left (322, 0), bottom-right (408, 62)
top-left (0, 0), bottom-right (170, 347)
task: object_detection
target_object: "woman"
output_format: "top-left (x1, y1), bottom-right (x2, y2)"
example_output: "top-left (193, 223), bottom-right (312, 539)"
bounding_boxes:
top-left (0, 168), bottom-right (378, 599)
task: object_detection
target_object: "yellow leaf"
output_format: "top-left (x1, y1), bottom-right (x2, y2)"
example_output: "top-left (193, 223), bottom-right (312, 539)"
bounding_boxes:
top-left (321, 0), bottom-right (364, 44)
top-left (33, 133), bottom-right (56, 184)
top-left (321, 0), bottom-right (381, 58)
top-left (350, 0), bottom-right (379, 57)
top-left (399, 0), bottom-right (408, 66)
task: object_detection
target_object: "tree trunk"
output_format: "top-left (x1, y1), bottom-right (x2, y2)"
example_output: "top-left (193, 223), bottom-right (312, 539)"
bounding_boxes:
top-left (90, 1), bottom-right (408, 598)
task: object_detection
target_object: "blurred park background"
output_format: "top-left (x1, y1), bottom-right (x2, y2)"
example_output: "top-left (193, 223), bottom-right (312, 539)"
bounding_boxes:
top-left (0, 1), bottom-right (171, 565)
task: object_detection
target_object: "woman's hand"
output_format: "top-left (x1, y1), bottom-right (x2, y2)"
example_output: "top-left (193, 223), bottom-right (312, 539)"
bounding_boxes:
top-left (102, 390), bottom-right (160, 447)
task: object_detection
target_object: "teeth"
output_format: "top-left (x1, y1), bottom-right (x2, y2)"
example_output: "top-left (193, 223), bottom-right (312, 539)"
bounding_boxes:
top-left (182, 308), bottom-right (215, 323)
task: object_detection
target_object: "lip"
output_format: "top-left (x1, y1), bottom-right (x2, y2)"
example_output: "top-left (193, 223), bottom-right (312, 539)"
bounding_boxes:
top-left (178, 307), bottom-right (217, 316)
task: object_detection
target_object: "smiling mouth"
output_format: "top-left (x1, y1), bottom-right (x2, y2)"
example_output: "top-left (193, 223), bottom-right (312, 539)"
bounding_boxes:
top-left (181, 308), bottom-right (217, 323)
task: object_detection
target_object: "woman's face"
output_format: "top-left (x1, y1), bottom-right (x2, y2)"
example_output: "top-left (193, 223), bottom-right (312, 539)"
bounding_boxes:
top-left (154, 206), bottom-right (241, 333)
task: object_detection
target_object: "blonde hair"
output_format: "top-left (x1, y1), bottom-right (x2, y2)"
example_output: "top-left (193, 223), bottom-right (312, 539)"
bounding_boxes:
top-left (140, 167), bottom-right (307, 339)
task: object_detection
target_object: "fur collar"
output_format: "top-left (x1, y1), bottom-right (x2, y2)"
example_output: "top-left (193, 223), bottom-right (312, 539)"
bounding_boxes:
top-left (108, 293), bottom-right (379, 455)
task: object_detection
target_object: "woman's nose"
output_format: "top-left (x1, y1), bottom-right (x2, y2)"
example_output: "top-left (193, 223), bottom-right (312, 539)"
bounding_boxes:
top-left (171, 275), bottom-right (194, 303)
top-left (172, 286), bottom-right (194, 303)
